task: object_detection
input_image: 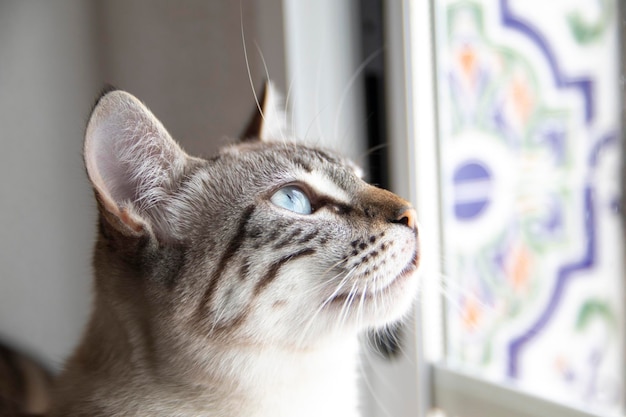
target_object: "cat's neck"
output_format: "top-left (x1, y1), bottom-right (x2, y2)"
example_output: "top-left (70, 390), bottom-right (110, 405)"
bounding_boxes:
top-left (57, 308), bottom-right (362, 417)
top-left (207, 339), bottom-right (361, 417)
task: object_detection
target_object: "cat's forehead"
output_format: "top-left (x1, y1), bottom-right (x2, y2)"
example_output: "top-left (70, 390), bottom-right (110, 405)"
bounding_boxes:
top-left (215, 141), bottom-right (364, 202)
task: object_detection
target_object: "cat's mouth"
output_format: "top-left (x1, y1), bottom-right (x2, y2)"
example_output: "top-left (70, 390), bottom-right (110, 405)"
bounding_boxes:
top-left (328, 249), bottom-right (419, 306)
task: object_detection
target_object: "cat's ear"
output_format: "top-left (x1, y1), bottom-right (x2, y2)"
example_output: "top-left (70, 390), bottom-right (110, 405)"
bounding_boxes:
top-left (84, 90), bottom-right (188, 238)
top-left (241, 81), bottom-right (290, 142)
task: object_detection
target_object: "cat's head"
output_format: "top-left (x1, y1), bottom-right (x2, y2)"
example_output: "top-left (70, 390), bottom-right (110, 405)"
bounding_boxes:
top-left (84, 83), bottom-right (419, 351)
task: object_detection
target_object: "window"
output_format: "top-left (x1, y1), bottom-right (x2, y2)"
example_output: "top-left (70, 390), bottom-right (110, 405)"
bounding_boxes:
top-left (386, 0), bottom-right (624, 416)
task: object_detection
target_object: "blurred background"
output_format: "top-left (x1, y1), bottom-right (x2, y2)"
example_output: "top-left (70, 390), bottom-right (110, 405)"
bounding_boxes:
top-left (0, 0), bottom-right (290, 371)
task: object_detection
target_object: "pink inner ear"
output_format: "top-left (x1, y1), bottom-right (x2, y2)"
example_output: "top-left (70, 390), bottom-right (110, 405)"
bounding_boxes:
top-left (83, 90), bottom-right (187, 235)
top-left (85, 132), bottom-right (144, 232)
top-left (84, 119), bottom-right (127, 207)
top-left (89, 134), bottom-right (136, 203)
top-left (84, 133), bottom-right (113, 206)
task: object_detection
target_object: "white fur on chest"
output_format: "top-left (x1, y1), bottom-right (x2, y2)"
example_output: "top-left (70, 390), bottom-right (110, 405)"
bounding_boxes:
top-left (165, 337), bottom-right (363, 417)
top-left (96, 338), bottom-right (362, 417)
top-left (237, 339), bottom-right (361, 417)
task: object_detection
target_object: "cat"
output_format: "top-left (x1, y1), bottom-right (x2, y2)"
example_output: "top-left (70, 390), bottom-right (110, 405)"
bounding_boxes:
top-left (48, 82), bottom-right (420, 416)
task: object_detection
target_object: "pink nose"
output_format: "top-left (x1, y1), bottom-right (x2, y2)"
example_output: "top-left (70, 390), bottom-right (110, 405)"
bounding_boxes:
top-left (394, 207), bottom-right (417, 230)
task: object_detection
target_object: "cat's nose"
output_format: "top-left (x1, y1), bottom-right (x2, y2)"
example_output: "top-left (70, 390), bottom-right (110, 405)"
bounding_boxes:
top-left (392, 207), bottom-right (417, 231)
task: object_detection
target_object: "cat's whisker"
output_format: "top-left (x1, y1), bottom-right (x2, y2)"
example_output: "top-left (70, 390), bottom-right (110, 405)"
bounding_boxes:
top-left (435, 272), bottom-right (498, 318)
top-left (416, 258), bottom-right (499, 325)
top-left (358, 348), bottom-right (395, 417)
top-left (240, 4), bottom-right (267, 131)
top-left (254, 40), bottom-right (271, 87)
top-left (290, 100), bottom-right (297, 143)
top-left (303, 107), bottom-right (328, 146)
top-left (300, 266), bottom-right (353, 316)
top-left (379, 283), bottom-right (390, 324)
top-left (369, 278), bottom-right (378, 316)
top-left (337, 281), bottom-right (359, 332)
top-left (313, 57), bottom-right (325, 143)
top-left (320, 257), bottom-right (352, 279)
top-left (322, 266), bottom-right (356, 298)
top-left (333, 48), bottom-right (383, 141)
top-left (296, 267), bottom-right (357, 348)
top-left (284, 76), bottom-right (297, 143)
top-left (356, 282), bottom-right (368, 330)
top-left (299, 266), bottom-right (348, 303)
top-left (322, 266), bottom-right (356, 299)
top-left (432, 282), bottom-right (488, 333)
top-left (356, 143), bottom-right (389, 169)
top-left (298, 275), bottom-right (344, 307)
top-left (392, 322), bottom-right (416, 365)
top-left (372, 276), bottom-right (382, 317)
top-left (296, 259), bottom-right (352, 300)
top-left (252, 40), bottom-right (288, 145)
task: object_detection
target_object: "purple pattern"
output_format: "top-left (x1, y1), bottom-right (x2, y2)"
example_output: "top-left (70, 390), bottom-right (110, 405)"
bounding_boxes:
top-left (500, 0), bottom-right (595, 124)
top-left (589, 132), bottom-right (618, 167)
top-left (508, 186), bottom-right (596, 377)
top-left (500, 0), bottom-right (598, 378)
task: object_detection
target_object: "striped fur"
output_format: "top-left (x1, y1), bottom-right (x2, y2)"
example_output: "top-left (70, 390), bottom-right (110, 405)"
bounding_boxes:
top-left (49, 85), bottom-right (420, 416)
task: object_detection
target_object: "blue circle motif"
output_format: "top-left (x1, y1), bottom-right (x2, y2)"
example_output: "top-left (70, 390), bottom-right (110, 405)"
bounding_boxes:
top-left (453, 161), bottom-right (492, 221)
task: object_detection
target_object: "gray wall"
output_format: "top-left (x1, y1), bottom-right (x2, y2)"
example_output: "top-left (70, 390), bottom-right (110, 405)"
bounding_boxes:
top-left (0, 0), bottom-right (284, 371)
top-left (0, 0), bottom-right (99, 371)
top-left (95, 0), bottom-right (285, 157)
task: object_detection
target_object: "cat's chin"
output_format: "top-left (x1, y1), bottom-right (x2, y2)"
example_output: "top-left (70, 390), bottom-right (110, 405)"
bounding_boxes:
top-left (332, 247), bottom-right (418, 299)
top-left (327, 250), bottom-right (420, 325)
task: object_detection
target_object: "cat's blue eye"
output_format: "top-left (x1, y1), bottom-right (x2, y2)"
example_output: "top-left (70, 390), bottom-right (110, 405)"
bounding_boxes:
top-left (270, 185), bottom-right (312, 215)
